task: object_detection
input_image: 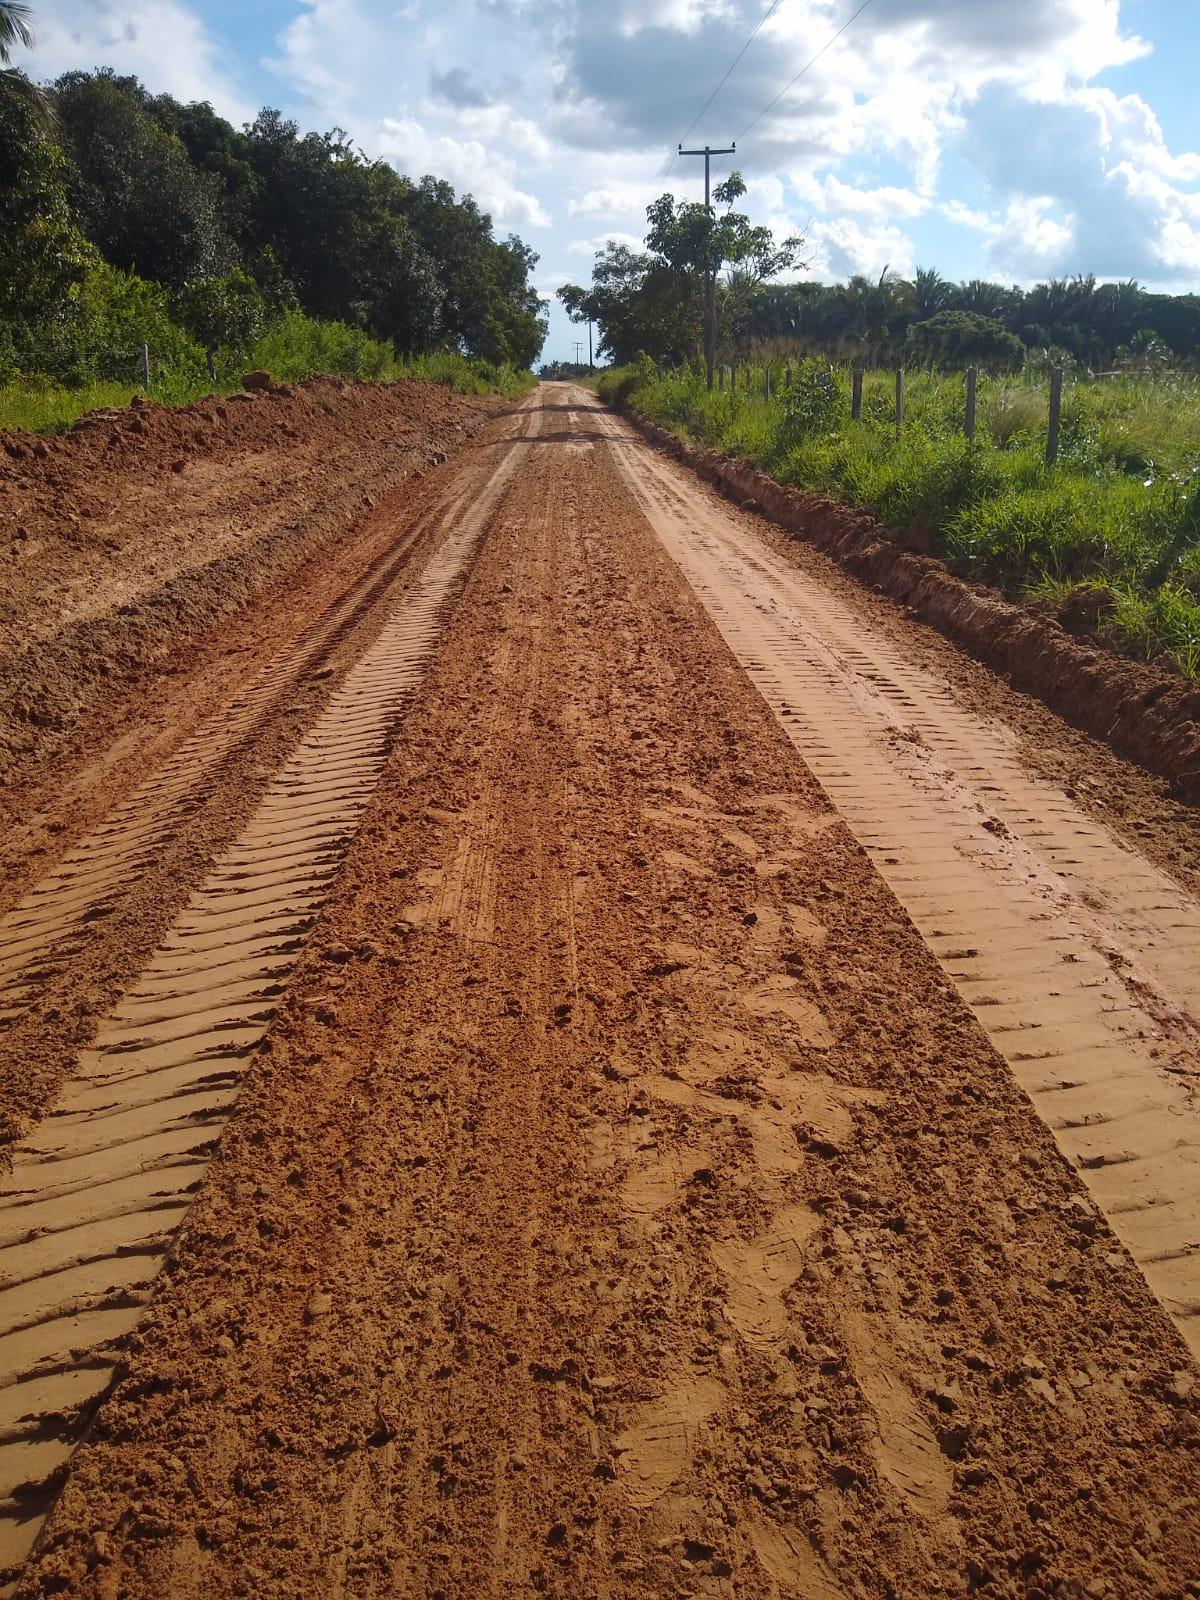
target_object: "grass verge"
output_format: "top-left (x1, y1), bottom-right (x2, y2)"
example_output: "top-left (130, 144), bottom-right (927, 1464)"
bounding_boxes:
top-left (600, 362), bottom-right (1200, 678)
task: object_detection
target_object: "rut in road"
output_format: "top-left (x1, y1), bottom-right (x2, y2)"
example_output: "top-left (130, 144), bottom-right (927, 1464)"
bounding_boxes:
top-left (582, 391), bottom-right (1200, 1356)
top-left (0, 398), bottom-right (538, 1572)
top-left (13, 385), bottom-right (1200, 1600)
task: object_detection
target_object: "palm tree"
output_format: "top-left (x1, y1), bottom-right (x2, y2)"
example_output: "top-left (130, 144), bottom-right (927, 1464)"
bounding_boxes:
top-left (910, 266), bottom-right (951, 321)
top-left (0, 2), bottom-right (33, 64)
top-left (839, 266), bottom-right (913, 366)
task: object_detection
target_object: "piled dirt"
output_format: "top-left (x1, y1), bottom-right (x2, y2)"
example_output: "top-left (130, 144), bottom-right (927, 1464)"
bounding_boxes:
top-left (0, 377), bottom-right (491, 790)
top-left (18, 394), bottom-right (1200, 1599)
top-left (629, 413), bottom-right (1200, 806)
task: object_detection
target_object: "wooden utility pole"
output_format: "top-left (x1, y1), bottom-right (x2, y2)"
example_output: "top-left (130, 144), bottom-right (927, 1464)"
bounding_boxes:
top-left (678, 142), bottom-right (736, 392)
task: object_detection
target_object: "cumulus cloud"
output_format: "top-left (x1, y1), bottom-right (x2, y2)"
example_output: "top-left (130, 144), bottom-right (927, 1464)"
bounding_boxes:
top-left (431, 67), bottom-right (494, 109)
top-left (13, 0), bottom-right (253, 120)
top-left (376, 117), bottom-right (551, 228)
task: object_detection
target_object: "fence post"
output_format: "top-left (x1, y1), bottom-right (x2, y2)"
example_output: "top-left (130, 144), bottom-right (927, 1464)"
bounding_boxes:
top-left (1046, 367), bottom-right (1063, 464)
top-left (964, 366), bottom-right (977, 440)
top-left (206, 351), bottom-right (217, 384)
top-left (731, 364), bottom-right (737, 394)
top-left (139, 342), bottom-right (151, 390)
top-left (851, 367), bottom-right (863, 422)
top-left (895, 367), bottom-right (905, 427)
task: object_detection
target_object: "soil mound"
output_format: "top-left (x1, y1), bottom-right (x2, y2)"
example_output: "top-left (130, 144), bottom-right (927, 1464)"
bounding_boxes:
top-left (0, 378), bottom-right (490, 787)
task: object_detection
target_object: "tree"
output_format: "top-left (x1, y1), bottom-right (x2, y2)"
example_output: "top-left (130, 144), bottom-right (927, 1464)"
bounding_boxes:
top-left (0, 1), bottom-right (32, 64)
top-left (175, 268), bottom-right (265, 363)
top-left (837, 267), bottom-right (913, 366)
top-left (559, 244), bottom-right (693, 368)
top-left (910, 266), bottom-right (952, 321)
top-left (53, 71), bottom-right (231, 288)
top-left (905, 310), bottom-right (1024, 373)
top-left (644, 172), bottom-right (802, 386)
top-left (0, 70), bottom-right (96, 378)
top-left (558, 281), bottom-right (595, 367)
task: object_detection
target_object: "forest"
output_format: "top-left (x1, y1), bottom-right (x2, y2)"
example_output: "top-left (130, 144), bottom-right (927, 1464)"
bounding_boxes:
top-left (0, 66), bottom-right (547, 398)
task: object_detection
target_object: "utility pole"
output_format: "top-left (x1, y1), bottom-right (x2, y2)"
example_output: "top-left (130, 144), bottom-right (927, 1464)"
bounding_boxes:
top-left (573, 339), bottom-right (585, 369)
top-left (678, 141), bottom-right (736, 391)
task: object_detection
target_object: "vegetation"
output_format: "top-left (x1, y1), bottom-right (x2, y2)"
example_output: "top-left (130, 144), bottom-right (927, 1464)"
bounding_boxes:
top-left (0, 320), bottom-right (532, 432)
top-left (570, 240), bottom-right (1200, 377)
top-left (558, 172), bottom-right (801, 374)
top-left (0, 62), bottom-right (546, 423)
top-left (602, 360), bottom-right (1200, 678)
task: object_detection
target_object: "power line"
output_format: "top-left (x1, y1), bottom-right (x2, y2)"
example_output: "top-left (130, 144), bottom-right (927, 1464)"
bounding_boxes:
top-left (667, 0), bottom-right (785, 175)
top-left (736, 0), bottom-right (876, 139)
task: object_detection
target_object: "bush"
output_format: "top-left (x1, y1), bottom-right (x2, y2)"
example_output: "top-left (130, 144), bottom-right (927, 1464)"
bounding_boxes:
top-left (597, 352), bottom-right (657, 407)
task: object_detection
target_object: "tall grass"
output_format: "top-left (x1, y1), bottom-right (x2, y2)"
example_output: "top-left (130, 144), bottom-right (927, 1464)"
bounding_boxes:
top-left (604, 360), bottom-right (1200, 678)
top-left (0, 312), bottom-right (533, 432)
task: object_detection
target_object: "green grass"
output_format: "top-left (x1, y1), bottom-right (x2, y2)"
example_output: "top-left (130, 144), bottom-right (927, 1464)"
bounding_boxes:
top-left (603, 360), bottom-right (1200, 678)
top-left (0, 313), bottom-right (533, 432)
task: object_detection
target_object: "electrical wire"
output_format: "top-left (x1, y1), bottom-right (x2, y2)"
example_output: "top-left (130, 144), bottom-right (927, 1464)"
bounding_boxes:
top-left (666, 0), bottom-right (785, 174)
top-left (736, 0), bottom-right (875, 139)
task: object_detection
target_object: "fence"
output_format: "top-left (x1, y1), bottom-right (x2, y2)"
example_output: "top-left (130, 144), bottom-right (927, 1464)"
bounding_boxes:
top-left (715, 361), bottom-right (1069, 465)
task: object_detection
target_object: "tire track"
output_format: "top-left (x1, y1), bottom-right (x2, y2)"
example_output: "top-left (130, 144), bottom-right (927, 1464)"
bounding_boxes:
top-left (586, 390), bottom-right (1200, 1357)
top-left (0, 401), bottom-right (536, 1574)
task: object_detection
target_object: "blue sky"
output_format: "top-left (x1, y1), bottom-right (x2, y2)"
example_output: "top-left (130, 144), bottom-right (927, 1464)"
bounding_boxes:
top-left (19, 1), bottom-right (1200, 363)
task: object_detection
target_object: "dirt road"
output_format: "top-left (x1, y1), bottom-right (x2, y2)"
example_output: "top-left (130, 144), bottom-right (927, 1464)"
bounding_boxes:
top-left (2, 385), bottom-right (1199, 1598)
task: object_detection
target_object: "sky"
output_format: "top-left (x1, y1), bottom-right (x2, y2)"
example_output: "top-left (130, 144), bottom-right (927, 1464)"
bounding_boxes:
top-left (16, 0), bottom-right (1200, 364)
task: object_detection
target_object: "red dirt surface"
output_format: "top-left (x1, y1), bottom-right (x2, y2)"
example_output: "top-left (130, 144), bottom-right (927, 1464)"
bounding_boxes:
top-left (1, 388), bottom-right (1198, 1600)
top-left (629, 413), bottom-right (1200, 807)
top-left (0, 377), bottom-right (489, 797)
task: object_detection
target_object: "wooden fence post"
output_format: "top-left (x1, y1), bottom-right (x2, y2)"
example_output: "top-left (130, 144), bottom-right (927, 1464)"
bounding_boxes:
top-left (895, 367), bottom-right (905, 427)
top-left (139, 342), bottom-right (151, 390)
top-left (851, 367), bottom-right (863, 422)
top-left (1046, 367), bottom-right (1063, 464)
top-left (206, 351), bottom-right (217, 384)
top-left (965, 366), bottom-right (977, 440)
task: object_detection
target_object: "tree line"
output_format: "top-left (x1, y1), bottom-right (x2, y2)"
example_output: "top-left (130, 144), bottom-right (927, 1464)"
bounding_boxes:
top-left (0, 66), bottom-right (547, 383)
top-left (561, 217), bottom-right (1200, 377)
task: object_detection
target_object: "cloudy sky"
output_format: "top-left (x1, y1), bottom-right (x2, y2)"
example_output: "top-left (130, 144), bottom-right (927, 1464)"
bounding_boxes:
top-left (17, 0), bottom-right (1200, 362)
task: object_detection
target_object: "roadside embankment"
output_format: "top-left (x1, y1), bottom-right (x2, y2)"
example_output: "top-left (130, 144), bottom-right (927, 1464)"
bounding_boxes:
top-left (0, 378), bottom-right (493, 796)
top-left (628, 410), bottom-right (1200, 804)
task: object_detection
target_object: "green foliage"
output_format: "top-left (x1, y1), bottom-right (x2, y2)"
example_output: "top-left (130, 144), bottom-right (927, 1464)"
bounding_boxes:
top-left (54, 71), bottom-right (231, 289)
top-left (597, 353), bottom-right (658, 407)
top-left (906, 311), bottom-right (1024, 373)
top-left (175, 268), bottom-right (265, 358)
top-left (613, 362), bottom-right (1200, 677)
top-left (0, 67), bottom-right (546, 393)
top-left (0, 75), bottom-right (97, 377)
top-left (776, 360), bottom-right (843, 446)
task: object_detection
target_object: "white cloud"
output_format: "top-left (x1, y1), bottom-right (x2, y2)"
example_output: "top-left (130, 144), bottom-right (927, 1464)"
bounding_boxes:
top-left (14, 0), bottom-right (252, 121)
top-left (807, 217), bottom-right (918, 282)
top-left (567, 232), bottom-right (645, 258)
top-left (376, 117), bottom-right (551, 228)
